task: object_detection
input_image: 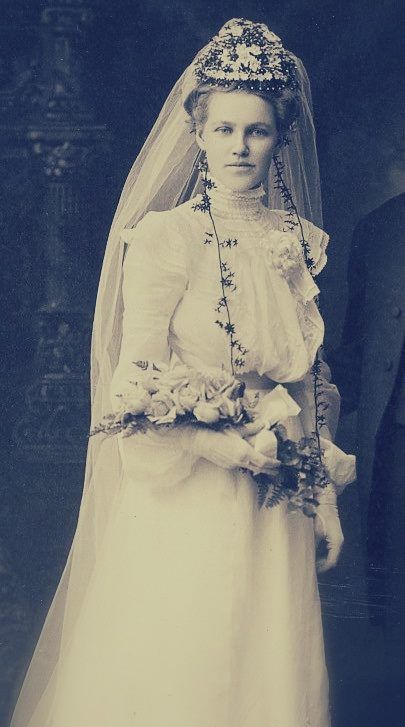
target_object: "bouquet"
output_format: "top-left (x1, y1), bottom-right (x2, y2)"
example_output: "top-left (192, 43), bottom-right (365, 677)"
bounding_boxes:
top-left (91, 363), bottom-right (252, 433)
top-left (91, 362), bottom-right (330, 515)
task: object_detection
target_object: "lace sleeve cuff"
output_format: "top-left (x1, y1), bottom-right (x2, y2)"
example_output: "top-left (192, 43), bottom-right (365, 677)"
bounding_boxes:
top-left (320, 437), bottom-right (357, 495)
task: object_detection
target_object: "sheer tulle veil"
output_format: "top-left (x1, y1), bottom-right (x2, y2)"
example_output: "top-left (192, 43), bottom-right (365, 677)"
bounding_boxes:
top-left (11, 25), bottom-right (325, 727)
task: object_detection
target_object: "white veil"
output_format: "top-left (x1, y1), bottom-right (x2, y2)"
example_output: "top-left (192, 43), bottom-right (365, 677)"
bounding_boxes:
top-left (11, 36), bottom-right (324, 727)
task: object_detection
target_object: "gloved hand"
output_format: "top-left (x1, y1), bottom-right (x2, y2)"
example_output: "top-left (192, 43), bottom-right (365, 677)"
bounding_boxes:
top-left (189, 427), bottom-right (279, 476)
top-left (314, 483), bottom-right (344, 574)
top-left (119, 425), bottom-right (278, 488)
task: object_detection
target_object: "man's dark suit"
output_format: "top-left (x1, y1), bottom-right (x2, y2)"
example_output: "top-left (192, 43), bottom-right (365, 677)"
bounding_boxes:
top-left (329, 193), bottom-right (405, 722)
top-left (331, 194), bottom-right (405, 517)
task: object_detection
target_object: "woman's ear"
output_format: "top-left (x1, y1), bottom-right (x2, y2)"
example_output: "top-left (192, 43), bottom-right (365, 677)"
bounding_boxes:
top-left (195, 127), bottom-right (206, 152)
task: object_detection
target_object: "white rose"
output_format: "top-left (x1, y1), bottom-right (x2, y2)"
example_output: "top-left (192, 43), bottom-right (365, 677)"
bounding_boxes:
top-left (201, 369), bottom-right (239, 400)
top-left (268, 231), bottom-right (302, 276)
top-left (117, 386), bottom-right (152, 415)
top-left (236, 46), bottom-right (253, 65)
top-left (217, 395), bottom-right (243, 421)
top-left (145, 392), bottom-right (177, 425)
top-left (249, 57), bottom-right (261, 72)
top-left (193, 402), bottom-right (221, 424)
top-left (242, 390), bottom-right (260, 411)
top-left (248, 43), bottom-right (262, 55)
top-left (174, 383), bottom-right (201, 415)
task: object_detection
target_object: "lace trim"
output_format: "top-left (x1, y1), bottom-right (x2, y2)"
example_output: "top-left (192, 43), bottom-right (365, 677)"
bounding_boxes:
top-left (309, 227), bottom-right (329, 275)
top-left (198, 175), bottom-right (267, 222)
top-left (296, 300), bottom-right (322, 360)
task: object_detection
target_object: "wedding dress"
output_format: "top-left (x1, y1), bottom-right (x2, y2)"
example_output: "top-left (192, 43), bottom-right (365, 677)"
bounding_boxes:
top-left (31, 181), bottom-right (342, 727)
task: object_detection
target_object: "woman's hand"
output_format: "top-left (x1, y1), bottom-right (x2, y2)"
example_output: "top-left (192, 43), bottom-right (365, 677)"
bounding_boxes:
top-left (314, 484), bottom-right (344, 573)
top-left (191, 428), bottom-right (279, 476)
top-left (238, 417), bottom-right (266, 438)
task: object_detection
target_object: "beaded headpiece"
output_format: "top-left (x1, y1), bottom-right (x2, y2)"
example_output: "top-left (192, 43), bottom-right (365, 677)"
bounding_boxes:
top-left (193, 18), bottom-right (298, 94)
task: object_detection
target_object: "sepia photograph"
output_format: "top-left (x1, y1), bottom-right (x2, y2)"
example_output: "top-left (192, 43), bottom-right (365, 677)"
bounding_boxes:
top-left (1, 1), bottom-right (404, 726)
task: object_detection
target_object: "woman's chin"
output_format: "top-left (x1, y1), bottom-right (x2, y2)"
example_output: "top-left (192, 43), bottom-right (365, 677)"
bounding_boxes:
top-left (215, 169), bottom-right (263, 192)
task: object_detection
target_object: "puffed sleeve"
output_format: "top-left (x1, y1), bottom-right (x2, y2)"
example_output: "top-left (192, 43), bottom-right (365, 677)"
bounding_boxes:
top-left (298, 216), bottom-right (329, 275)
top-left (270, 209), bottom-right (329, 275)
top-left (110, 211), bottom-right (196, 489)
top-left (110, 210), bottom-right (188, 406)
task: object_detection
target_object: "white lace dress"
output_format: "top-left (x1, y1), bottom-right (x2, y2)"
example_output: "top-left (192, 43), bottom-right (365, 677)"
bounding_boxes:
top-left (46, 184), bottom-right (335, 727)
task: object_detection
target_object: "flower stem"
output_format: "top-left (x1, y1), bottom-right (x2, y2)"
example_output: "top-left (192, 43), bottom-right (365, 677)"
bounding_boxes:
top-left (207, 205), bottom-right (236, 376)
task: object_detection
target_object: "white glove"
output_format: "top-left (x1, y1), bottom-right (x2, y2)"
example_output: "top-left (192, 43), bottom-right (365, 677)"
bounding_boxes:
top-left (189, 427), bottom-right (279, 476)
top-left (119, 426), bottom-right (277, 489)
top-left (314, 483), bottom-right (344, 574)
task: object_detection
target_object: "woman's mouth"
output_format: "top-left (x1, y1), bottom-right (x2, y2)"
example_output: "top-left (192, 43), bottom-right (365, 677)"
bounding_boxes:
top-left (226, 163), bottom-right (255, 171)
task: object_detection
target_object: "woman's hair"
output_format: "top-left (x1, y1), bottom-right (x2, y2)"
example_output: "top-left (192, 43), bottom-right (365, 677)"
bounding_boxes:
top-left (183, 82), bottom-right (300, 141)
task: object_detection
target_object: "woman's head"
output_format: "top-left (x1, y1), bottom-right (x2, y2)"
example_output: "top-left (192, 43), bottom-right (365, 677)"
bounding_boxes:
top-left (184, 84), bottom-right (299, 191)
top-left (183, 18), bottom-right (301, 191)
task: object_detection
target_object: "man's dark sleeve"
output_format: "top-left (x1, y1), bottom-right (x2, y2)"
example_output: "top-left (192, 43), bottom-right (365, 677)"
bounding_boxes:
top-left (328, 219), bottom-right (368, 414)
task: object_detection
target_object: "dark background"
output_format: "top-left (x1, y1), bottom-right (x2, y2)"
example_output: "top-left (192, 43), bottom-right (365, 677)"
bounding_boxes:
top-left (0, 0), bottom-right (404, 724)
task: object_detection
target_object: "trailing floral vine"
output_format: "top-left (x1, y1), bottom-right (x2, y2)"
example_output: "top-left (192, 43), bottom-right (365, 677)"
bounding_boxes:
top-left (273, 154), bottom-right (315, 271)
top-left (272, 153), bottom-right (329, 454)
top-left (192, 158), bottom-right (248, 375)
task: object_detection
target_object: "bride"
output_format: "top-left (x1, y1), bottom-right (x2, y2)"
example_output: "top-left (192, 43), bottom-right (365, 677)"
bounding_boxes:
top-left (11, 18), bottom-right (355, 727)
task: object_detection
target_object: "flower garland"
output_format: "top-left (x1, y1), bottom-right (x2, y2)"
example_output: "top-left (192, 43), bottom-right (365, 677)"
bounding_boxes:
top-left (272, 152), bottom-right (329, 453)
top-left (273, 154), bottom-right (315, 271)
top-left (192, 157), bottom-right (248, 374)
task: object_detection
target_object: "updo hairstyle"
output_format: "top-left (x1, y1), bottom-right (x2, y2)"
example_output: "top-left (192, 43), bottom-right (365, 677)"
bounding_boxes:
top-left (183, 82), bottom-right (300, 144)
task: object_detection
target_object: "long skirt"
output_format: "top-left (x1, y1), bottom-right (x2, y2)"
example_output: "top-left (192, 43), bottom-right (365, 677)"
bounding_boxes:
top-left (42, 439), bottom-right (330, 727)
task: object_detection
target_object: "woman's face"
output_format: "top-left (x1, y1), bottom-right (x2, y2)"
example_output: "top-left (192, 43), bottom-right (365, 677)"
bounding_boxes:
top-left (195, 90), bottom-right (278, 191)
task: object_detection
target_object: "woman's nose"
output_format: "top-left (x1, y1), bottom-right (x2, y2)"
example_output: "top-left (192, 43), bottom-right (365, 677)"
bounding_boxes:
top-left (232, 134), bottom-right (249, 156)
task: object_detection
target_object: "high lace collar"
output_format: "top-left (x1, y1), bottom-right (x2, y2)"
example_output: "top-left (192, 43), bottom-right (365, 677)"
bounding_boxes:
top-left (205, 174), bottom-right (266, 222)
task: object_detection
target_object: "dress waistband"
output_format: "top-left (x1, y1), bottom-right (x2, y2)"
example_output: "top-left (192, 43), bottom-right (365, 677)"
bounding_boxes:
top-left (237, 371), bottom-right (276, 391)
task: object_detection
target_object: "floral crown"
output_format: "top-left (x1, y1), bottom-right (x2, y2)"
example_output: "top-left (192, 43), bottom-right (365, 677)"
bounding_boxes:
top-left (193, 18), bottom-right (298, 94)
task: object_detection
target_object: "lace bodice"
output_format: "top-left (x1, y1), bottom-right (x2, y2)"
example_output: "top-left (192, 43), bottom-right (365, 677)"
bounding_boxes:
top-left (111, 181), bottom-right (329, 401)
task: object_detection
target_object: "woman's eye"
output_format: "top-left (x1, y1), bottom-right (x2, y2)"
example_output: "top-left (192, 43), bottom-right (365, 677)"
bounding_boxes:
top-left (250, 128), bottom-right (268, 137)
top-left (216, 127), bottom-right (232, 134)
